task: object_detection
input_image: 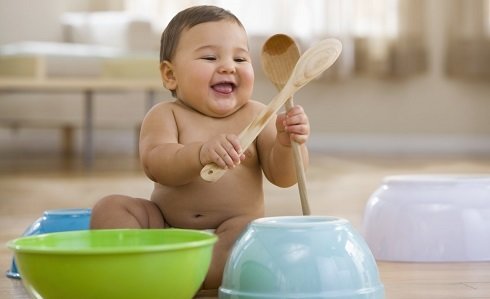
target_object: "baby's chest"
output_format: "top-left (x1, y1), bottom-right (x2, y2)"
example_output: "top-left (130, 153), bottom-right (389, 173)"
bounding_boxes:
top-left (175, 113), bottom-right (248, 144)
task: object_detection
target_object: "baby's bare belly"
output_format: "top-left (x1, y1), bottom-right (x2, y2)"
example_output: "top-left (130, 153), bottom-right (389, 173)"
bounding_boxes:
top-left (150, 173), bottom-right (264, 229)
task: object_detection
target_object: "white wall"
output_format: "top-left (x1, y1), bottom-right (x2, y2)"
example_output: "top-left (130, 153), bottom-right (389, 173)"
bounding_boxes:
top-left (254, 76), bottom-right (490, 155)
top-left (0, 0), bottom-right (66, 44)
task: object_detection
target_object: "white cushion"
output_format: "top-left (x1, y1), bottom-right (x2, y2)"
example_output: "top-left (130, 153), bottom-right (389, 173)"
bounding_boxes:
top-left (61, 12), bottom-right (158, 52)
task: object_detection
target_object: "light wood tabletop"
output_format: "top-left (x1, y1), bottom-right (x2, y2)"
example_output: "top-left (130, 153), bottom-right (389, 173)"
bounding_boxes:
top-left (1, 154), bottom-right (490, 298)
top-left (0, 78), bottom-right (161, 91)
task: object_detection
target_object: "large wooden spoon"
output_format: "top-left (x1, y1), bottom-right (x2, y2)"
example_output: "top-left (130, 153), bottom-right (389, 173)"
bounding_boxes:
top-left (261, 34), bottom-right (310, 215)
top-left (200, 38), bottom-right (342, 182)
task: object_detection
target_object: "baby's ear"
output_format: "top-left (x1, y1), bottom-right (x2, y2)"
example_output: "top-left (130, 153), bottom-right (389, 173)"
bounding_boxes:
top-left (160, 61), bottom-right (177, 91)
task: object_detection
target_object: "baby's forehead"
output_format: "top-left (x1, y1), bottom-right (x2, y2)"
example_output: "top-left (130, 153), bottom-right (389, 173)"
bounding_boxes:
top-left (183, 19), bottom-right (244, 34)
top-left (179, 20), bottom-right (248, 46)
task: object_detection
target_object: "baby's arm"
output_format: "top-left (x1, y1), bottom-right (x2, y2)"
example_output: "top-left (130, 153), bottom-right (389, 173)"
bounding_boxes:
top-left (139, 103), bottom-right (244, 186)
top-left (259, 105), bottom-right (310, 187)
top-left (139, 103), bottom-right (200, 185)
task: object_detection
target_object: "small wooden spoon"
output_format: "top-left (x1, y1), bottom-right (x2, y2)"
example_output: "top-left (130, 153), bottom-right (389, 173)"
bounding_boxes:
top-left (261, 34), bottom-right (310, 215)
top-left (200, 38), bottom-right (342, 182)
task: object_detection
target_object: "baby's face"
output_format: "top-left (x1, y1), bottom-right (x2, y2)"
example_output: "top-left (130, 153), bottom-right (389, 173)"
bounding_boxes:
top-left (164, 20), bottom-right (254, 117)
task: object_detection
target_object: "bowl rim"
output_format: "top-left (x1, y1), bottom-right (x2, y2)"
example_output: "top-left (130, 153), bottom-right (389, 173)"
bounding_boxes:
top-left (383, 174), bottom-right (490, 185)
top-left (7, 228), bottom-right (217, 255)
top-left (252, 216), bottom-right (349, 229)
top-left (43, 208), bottom-right (92, 217)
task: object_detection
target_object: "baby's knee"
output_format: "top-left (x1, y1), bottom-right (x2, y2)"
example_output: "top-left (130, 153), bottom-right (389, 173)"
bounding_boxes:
top-left (91, 195), bottom-right (166, 229)
top-left (90, 194), bottom-right (135, 229)
top-left (92, 194), bottom-right (128, 214)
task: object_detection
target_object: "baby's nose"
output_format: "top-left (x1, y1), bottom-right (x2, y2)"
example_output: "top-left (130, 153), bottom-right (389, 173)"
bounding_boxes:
top-left (218, 60), bottom-right (236, 73)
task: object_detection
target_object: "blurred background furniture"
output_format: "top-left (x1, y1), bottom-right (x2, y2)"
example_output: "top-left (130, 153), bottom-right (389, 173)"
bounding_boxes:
top-left (0, 11), bottom-right (163, 167)
top-left (0, 78), bottom-right (160, 168)
top-left (1, 1), bottom-right (489, 162)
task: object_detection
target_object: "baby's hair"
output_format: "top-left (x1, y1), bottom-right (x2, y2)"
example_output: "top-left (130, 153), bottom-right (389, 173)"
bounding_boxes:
top-left (160, 5), bottom-right (244, 63)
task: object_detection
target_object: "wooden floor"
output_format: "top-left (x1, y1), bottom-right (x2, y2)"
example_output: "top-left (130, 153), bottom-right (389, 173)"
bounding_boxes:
top-left (1, 152), bottom-right (490, 298)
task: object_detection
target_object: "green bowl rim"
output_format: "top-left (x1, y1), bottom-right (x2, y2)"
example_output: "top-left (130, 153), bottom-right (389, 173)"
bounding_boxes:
top-left (7, 228), bottom-right (218, 255)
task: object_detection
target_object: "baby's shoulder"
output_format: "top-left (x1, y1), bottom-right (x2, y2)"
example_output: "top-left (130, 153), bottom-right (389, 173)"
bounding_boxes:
top-left (145, 100), bottom-right (180, 115)
top-left (151, 100), bottom-right (177, 110)
top-left (243, 100), bottom-right (267, 113)
top-left (141, 100), bottom-right (178, 124)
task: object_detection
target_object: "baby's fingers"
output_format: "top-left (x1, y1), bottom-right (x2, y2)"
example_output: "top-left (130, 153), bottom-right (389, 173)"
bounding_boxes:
top-left (225, 135), bottom-right (243, 156)
top-left (290, 132), bottom-right (309, 144)
top-left (286, 105), bottom-right (305, 118)
top-left (284, 113), bottom-right (309, 127)
top-left (217, 135), bottom-right (243, 168)
top-left (287, 124), bottom-right (310, 144)
top-left (285, 106), bottom-right (308, 126)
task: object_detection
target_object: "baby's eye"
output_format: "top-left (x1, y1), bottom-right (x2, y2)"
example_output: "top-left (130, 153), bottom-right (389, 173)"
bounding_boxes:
top-left (201, 56), bottom-right (216, 61)
top-left (234, 57), bottom-right (248, 63)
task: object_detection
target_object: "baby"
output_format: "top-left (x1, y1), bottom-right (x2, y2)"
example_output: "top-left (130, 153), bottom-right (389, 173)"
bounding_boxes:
top-left (90, 5), bottom-right (310, 291)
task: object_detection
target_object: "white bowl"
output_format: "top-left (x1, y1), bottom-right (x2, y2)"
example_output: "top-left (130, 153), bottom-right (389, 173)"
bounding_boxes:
top-left (362, 175), bottom-right (490, 262)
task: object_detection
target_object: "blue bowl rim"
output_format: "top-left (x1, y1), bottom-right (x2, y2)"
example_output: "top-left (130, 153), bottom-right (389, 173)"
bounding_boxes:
top-left (219, 284), bottom-right (385, 299)
top-left (251, 216), bottom-right (349, 229)
top-left (43, 208), bottom-right (92, 217)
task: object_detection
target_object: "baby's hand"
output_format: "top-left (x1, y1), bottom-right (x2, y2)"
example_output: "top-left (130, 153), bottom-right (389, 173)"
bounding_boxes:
top-left (276, 105), bottom-right (310, 146)
top-left (199, 134), bottom-right (245, 169)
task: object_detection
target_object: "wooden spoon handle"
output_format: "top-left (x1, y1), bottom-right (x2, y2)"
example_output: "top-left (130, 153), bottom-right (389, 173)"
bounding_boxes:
top-left (285, 96), bottom-right (311, 215)
top-left (201, 38), bottom-right (342, 182)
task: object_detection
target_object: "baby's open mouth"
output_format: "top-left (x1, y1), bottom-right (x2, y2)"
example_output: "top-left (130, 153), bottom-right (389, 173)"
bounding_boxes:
top-left (211, 82), bottom-right (236, 94)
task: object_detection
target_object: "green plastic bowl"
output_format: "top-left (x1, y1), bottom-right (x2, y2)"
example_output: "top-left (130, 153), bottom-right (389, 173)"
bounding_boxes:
top-left (7, 229), bottom-right (217, 299)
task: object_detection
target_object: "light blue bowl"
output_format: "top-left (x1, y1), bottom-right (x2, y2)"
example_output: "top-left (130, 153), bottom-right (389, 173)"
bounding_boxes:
top-left (6, 208), bottom-right (91, 279)
top-left (219, 216), bottom-right (384, 299)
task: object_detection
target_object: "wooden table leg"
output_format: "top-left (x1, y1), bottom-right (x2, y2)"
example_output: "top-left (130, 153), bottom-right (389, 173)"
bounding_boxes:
top-left (83, 90), bottom-right (94, 169)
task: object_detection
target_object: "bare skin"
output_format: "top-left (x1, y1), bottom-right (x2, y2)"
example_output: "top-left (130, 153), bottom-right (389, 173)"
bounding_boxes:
top-left (90, 20), bottom-right (310, 291)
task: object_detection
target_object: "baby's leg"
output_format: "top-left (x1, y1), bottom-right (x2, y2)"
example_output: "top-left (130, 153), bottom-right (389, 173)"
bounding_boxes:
top-left (201, 215), bottom-right (257, 290)
top-left (90, 194), bottom-right (166, 229)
